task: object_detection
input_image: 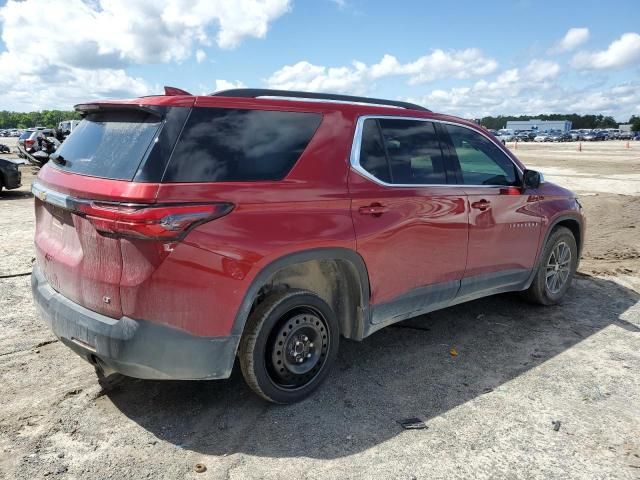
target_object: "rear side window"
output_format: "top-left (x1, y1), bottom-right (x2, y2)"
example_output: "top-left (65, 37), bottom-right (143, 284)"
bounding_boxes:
top-left (358, 118), bottom-right (446, 185)
top-left (53, 110), bottom-right (162, 180)
top-left (359, 119), bottom-right (391, 183)
top-left (163, 108), bottom-right (322, 182)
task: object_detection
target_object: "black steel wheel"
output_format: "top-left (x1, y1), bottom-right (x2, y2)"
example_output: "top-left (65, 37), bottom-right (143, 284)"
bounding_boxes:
top-left (267, 307), bottom-right (331, 389)
top-left (239, 289), bottom-right (339, 403)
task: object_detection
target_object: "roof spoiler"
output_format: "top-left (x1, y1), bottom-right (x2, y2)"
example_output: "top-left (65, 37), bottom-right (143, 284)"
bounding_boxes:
top-left (74, 103), bottom-right (164, 117)
top-left (164, 86), bottom-right (193, 96)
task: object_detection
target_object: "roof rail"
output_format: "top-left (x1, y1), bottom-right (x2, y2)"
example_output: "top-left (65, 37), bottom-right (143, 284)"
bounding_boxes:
top-left (210, 88), bottom-right (430, 112)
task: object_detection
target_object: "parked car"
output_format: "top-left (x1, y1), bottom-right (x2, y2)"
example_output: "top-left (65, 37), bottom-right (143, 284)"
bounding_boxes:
top-left (549, 131), bottom-right (571, 142)
top-left (58, 120), bottom-right (80, 138)
top-left (582, 131), bottom-right (606, 141)
top-left (568, 130), bottom-right (582, 141)
top-left (618, 131), bottom-right (634, 140)
top-left (496, 129), bottom-right (516, 142)
top-left (0, 157), bottom-right (22, 191)
top-left (17, 128), bottom-right (57, 158)
top-left (534, 133), bottom-right (550, 142)
top-left (515, 131), bottom-right (535, 142)
top-left (31, 88), bottom-right (585, 403)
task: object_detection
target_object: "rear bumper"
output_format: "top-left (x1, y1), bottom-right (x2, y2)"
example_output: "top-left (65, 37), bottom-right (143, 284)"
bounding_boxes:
top-left (31, 266), bottom-right (239, 380)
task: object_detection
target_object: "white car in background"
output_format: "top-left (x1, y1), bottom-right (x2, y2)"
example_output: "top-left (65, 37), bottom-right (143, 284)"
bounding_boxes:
top-left (534, 133), bottom-right (550, 142)
top-left (496, 129), bottom-right (516, 142)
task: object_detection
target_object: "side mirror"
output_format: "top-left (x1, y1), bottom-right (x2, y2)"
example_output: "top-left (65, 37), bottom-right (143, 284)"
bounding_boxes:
top-left (523, 169), bottom-right (543, 189)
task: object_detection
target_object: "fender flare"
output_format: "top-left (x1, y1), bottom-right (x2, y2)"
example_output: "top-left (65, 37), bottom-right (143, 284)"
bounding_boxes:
top-left (229, 247), bottom-right (371, 339)
top-left (524, 213), bottom-right (584, 289)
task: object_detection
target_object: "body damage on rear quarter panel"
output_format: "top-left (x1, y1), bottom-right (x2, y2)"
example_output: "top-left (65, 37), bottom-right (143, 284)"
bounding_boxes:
top-left (120, 109), bottom-right (359, 336)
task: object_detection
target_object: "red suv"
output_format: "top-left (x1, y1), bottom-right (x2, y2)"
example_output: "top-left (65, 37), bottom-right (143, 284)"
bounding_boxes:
top-left (31, 88), bottom-right (585, 403)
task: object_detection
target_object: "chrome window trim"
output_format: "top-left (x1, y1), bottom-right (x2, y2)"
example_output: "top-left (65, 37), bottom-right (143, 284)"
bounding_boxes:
top-left (349, 115), bottom-right (524, 188)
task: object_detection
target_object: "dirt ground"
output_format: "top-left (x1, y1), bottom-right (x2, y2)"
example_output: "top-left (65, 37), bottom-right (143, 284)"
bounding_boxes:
top-left (0, 139), bottom-right (639, 479)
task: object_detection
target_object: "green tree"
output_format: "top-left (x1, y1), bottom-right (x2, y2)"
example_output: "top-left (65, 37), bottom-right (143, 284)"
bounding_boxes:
top-left (629, 115), bottom-right (640, 132)
top-left (0, 110), bottom-right (80, 129)
top-left (479, 113), bottom-right (619, 130)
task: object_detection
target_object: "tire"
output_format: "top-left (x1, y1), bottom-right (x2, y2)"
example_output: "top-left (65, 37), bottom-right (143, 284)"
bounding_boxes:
top-left (238, 289), bottom-right (339, 404)
top-left (523, 226), bottom-right (578, 305)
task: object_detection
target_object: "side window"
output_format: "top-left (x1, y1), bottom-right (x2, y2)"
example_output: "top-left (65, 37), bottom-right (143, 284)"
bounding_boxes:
top-left (443, 124), bottom-right (518, 186)
top-left (379, 119), bottom-right (446, 184)
top-left (359, 119), bottom-right (391, 183)
top-left (163, 108), bottom-right (322, 182)
top-left (358, 118), bottom-right (446, 185)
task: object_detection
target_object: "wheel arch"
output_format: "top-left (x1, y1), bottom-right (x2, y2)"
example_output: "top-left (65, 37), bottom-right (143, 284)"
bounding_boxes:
top-left (231, 248), bottom-right (371, 342)
top-left (553, 217), bottom-right (583, 254)
top-left (524, 213), bottom-right (584, 290)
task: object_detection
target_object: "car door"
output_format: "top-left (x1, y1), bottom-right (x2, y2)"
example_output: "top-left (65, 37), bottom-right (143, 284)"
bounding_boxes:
top-left (348, 116), bottom-right (469, 326)
top-left (439, 122), bottom-right (543, 299)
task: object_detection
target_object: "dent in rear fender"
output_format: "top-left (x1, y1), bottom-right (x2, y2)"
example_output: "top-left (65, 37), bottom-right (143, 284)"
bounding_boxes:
top-left (229, 247), bottom-right (372, 339)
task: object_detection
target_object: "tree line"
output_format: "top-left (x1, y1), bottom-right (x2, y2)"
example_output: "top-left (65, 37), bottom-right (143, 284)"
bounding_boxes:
top-left (0, 110), bottom-right (82, 129)
top-left (479, 113), bottom-right (639, 131)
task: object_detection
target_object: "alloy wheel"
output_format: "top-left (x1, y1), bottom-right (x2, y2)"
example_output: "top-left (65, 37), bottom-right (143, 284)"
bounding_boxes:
top-left (545, 241), bottom-right (572, 294)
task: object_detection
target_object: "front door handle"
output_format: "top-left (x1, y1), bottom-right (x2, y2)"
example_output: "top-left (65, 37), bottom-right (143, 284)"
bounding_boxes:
top-left (471, 199), bottom-right (491, 211)
top-left (359, 203), bottom-right (388, 216)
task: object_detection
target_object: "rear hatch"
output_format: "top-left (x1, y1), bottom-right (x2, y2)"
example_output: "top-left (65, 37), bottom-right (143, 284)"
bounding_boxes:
top-left (33, 104), bottom-right (179, 318)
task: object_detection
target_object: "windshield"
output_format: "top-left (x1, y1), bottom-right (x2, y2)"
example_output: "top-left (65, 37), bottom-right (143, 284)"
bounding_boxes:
top-left (52, 110), bottom-right (162, 180)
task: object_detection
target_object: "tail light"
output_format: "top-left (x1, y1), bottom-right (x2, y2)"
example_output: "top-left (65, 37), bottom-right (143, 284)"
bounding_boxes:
top-left (75, 202), bottom-right (234, 240)
top-left (25, 139), bottom-right (35, 147)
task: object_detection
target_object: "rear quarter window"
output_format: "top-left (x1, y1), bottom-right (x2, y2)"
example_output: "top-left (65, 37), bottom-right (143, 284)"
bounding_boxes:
top-left (163, 108), bottom-right (322, 182)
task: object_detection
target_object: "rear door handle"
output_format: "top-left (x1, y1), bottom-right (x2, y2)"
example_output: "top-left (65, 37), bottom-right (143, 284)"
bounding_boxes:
top-left (471, 199), bottom-right (491, 211)
top-left (359, 203), bottom-right (389, 216)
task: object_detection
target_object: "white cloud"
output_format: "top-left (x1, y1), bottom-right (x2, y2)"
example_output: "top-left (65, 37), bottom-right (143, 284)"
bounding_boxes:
top-left (195, 50), bottom-right (207, 64)
top-left (523, 59), bottom-right (561, 82)
top-left (214, 79), bottom-right (247, 92)
top-left (553, 27), bottom-right (590, 52)
top-left (407, 75), bottom-right (640, 121)
top-left (266, 49), bottom-right (498, 93)
top-left (571, 32), bottom-right (640, 70)
top-left (328, 0), bottom-right (348, 9)
top-left (0, 0), bottom-right (291, 110)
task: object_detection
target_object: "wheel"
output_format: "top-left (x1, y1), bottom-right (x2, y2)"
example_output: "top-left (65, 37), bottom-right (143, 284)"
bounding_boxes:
top-left (523, 226), bottom-right (578, 305)
top-left (238, 289), bottom-right (339, 404)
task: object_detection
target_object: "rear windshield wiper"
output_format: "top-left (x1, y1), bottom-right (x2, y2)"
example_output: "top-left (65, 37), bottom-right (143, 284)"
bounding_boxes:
top-left (50, 153), bottom-right (66, 166)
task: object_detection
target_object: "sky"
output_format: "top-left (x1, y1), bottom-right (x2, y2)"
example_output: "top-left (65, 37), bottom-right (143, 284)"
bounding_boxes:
top-left (0, 0), bottom-right (639, 120)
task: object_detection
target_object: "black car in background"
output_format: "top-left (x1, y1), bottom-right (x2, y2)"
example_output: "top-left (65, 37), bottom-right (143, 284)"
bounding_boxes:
top-left (0, 157), bottom-right (22, 191)
top-left (548, 131), bottom-right (571, 142)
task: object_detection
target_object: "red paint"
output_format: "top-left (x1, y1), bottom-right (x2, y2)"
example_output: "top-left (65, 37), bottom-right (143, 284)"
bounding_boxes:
top-left (349, 171), bottom-right (468, 304)
top-left (33, 92), bottom-right (584, 338)
top-left (464, 187), bottom-right (542, 278)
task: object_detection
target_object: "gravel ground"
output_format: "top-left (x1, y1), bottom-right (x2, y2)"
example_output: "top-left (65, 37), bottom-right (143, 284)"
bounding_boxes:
top-left (0, 140), bottom-right (639, 479)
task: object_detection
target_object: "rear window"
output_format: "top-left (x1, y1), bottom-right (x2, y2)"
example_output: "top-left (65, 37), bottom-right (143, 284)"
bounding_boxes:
top-left (19, 131), bottom-right (32, 140)
top-left (52, 110), bottom-right (162, 180)
top-left (163, 107), bottom-right (322, 182)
